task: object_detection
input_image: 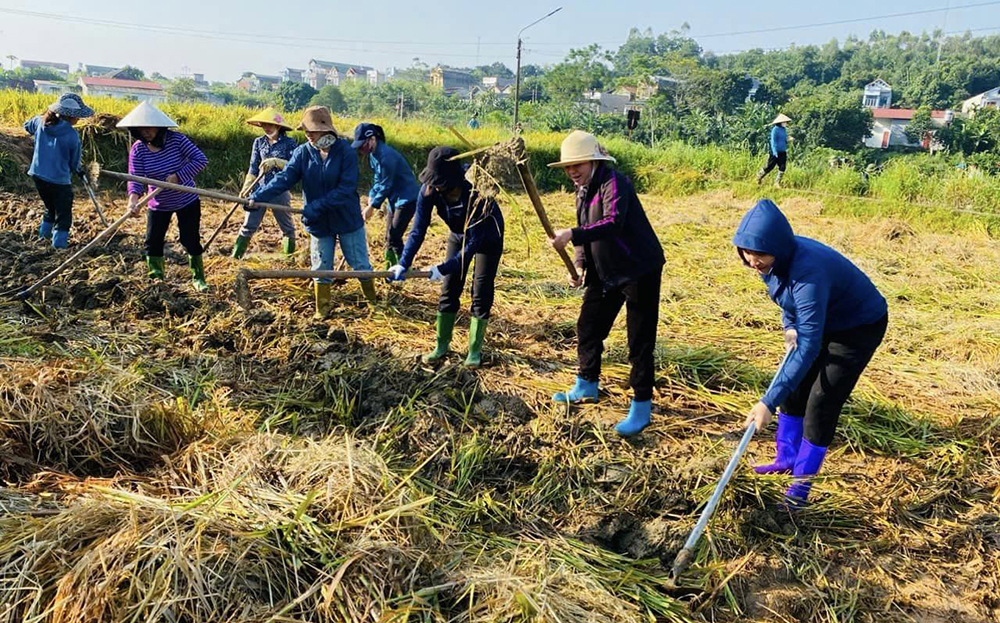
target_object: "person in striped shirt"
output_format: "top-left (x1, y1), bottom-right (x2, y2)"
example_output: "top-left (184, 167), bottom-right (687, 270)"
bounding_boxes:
top-left (117, 102), bottom-right (210, 292)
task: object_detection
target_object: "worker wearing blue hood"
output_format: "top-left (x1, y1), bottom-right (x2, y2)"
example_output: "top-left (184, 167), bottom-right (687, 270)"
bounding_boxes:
top-left (733, 199), bottom-right (888, 505)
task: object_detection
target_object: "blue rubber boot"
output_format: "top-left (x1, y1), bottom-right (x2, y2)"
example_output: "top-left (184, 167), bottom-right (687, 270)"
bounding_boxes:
top-left (754, 413), bottom-right (803, 474)
top-left (39, 220), bottom-right (53, 240)
top-left (615, 399), bottom-right (652, 437)
top-left (785, 439), bottom-right (828, 507)
top-left (52, 230), bottom-right (69, 249)
top-left (552, 376), bottom-right (599, 404)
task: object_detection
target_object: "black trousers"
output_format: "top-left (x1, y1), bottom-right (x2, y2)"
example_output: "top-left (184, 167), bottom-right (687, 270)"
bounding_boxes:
top-left (577, 270), bottom-right (661, 402)
top-left (782, 314), bottom-right (888, 447)
top-left (438, 231), bottom-right (502, 319)
top-left (762, 151), bottom-right (787, 174)
top-left (144, 199), bottom-right (203, 257)
top-left (386, 203), bottom-right (417, 256)
top-left (33, 177), bottom-right (73, 232)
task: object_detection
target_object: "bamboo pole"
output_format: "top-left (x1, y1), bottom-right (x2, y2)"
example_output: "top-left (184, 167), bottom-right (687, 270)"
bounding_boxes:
top-left (99, 170), bottom-right (303, 214)
top-left (80, 176), bottom-right (110, 226)
top-left (235, 268), bottom-right (431, 308)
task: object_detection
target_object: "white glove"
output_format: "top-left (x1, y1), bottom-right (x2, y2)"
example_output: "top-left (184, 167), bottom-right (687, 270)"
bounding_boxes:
top-left (427, 265), bottom-right (444, 282)
top-left (784, 328), bottom-right (798, 353)
top-left (387, 264), bottom-right (407, 282)
top-left (260, 157), bottom-right (287, 173)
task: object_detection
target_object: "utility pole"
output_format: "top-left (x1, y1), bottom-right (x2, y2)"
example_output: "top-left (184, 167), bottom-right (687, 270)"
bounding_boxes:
top-left (936, 0), bottom-right (951, 65)
top-left (513, 7), bottom-right (562, 132)
top-left (6, 55), bottom-right (17, 71)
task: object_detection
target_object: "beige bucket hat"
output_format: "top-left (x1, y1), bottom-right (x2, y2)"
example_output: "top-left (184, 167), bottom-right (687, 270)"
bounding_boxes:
top-left (297, 106), bottom-right (338, 133)
top-left (548, 130), bottom-right (617, 168)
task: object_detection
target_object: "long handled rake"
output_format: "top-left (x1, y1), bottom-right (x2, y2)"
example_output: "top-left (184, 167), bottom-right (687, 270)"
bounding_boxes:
top-left (203, 171), bottom-right (267, 252)
top-left (671, 350), bottom-right (793, 579)
top-left (234, 268), bottom-right (431, 309)
top-left (79, 175), bottom-right (109, 226)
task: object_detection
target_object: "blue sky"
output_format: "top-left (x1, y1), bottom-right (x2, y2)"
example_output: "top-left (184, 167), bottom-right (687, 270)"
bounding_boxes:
top-left (1, 0), bottom-right (997, 82)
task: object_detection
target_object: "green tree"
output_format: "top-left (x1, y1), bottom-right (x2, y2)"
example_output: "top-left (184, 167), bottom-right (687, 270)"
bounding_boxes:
top-left (165, 78), bottom-right (204, 102)
top-left (542, 44), bottom-right (613, 102)
top-left (783, 91), bottom-right (874, 151)
top-left (905, 106), bottom-right (934, 145)
top-left (309, 85), bottom-right (347, 113)
top-left (116, 66), bottom-right (146, 81)
top-left (679, 69), bottom-right (754, 115)
top-left (276, 81), bottom-right (318, 112)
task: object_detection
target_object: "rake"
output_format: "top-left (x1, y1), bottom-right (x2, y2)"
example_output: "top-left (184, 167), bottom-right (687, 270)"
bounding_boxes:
top-left (234, 268), bottom-right (431, 309)
top-left (203, 171), bottom-right (267, 252)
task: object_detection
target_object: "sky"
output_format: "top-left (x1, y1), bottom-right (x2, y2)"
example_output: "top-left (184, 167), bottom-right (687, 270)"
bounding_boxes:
top-left (0, 0), bottom-right (998, 83)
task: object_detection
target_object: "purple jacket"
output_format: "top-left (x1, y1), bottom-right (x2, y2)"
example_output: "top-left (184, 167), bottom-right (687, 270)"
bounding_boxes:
top-left (127, 131), bottom-right (207, 211)
top-left (571, 163), bottom-right (664, 288)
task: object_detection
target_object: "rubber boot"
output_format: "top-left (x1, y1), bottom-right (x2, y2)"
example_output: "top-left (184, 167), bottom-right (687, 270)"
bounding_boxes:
top-left (146, 256), bottom-right (165, 280)
top-left (552, 376), bottom-right (599, 404)
top-left (231, 235), bottom-right (250, 259)
top-left (52, 230), bottom-right (69, 249)
top-left (422, 311), bottom-right (456, 363)
top-left (359, 279), bottom-right (377, 305)
top-left (774, 171), bottom-right (784, 188)
top-left (615, 399), bottom-right (652, 437)
top-left (464, 316), bottom-right (488, 368)
top-left (753, 413), bottom-right (804, 474)
top-left (189, 254), bottom-right (209, 292)
top-left (281, 236), bottom-right (295, 256)
top-left (313, 282), bottom-right (332, 320)
top-left (38, 220), bottom-right (53, 240)
top-left (756, 169), bottom-right (766, 185)
top-left (785, 439), bottom-right (828, 507)
top-left (384, 248), bottom-right (399, 270)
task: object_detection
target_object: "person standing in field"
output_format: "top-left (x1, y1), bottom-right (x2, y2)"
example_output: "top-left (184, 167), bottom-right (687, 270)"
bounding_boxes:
top-left (23, 93), bottom-right (94, 249)
top-left (756, 114), bottom-right (791, 188)
top-left (548, 130), bottom-right (665, 438)
top-left (735, 199), bottom-right (888, 506)
top-left (117, 102), bottom-right (210, 292)
top-left (351, 122), bottom-right (419, 269)
top-left (248, 106), bottom-right (375, 318)
top-left (387, 147), bottom-right (504, 369)
top-left (232, 108), bottom-right (299, 259)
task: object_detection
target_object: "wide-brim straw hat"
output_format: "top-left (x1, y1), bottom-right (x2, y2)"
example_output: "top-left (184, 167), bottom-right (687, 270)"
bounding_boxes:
top-left (247, 108), bottom-right (294, 131)
top-left (297, 106), bottom-right (337, 133)
top-left (548, 130), bottom-right (617, 168)
top-left (770, 113), bottom-right (792, 125)
top-left (116, 101), bottom-right (178, 128)
top-left (48, 93), bottom-right (94, 119)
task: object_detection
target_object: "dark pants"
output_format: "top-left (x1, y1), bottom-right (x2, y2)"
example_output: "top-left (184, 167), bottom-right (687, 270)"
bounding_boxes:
top-left (386, 203), bottom-right (417, 256)
top-left (782, 314), bottom-right (888, 447)
top-left (33, 177), bottom-right (73, 232)
top-left (577, 270), bottom-right (661, 402)
top-left (144, 199), bottom-right (203, 257)
top-left (762, 151), bottom-right (787, 174)
top-left (438, 232), bottom-right (502, 319)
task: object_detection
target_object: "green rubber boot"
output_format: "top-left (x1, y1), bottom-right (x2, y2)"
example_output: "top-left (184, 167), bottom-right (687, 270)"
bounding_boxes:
top-left (146, 256), bottom-right (165, 280)
top-left (189, 254), bottom-right (209, 292)
top-left (464, 316), bottom-right (488, 369)
top-left (231, 235), bottom-right (250, 259)
top-left (281, 236), bottom-right (296, 256)
top-left (384, 248), bottom-right (399, 270)
top-left (422, 311), bottom-right (456, 363)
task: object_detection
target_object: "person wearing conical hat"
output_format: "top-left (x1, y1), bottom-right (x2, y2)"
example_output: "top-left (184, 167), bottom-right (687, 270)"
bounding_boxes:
top-left (247, 106), bottom-right (375, 318)
top-left (548, 130), bottom-right (665, 437)
top-left (231, 108), bottom-right (299, 259)
top-left (756, 114), bottom-right (791, 188)
top-left (117, 101), bottom-right (210, 292)
top-left (23, 93), bottom-right (94, 249)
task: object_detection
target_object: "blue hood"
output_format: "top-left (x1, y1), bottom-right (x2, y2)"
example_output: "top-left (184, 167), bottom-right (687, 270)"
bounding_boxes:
top-left (732, 199), bottom-right (796, 267)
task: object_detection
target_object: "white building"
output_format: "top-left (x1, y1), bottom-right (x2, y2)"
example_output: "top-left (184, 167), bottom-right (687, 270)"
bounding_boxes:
top-left (306, 60), bottom-right (375, 89)
top-left (864, 108), bottom-right (953, 150)
top-left (366, 69), bottom-right (386, 87)
top-left (282, 68), bottom-right (306, 83)
top-left (78, 64), bottom-right (120, 77)
top-left (863, 79), bottom-right (893, 109)
top-left (961, 87), bottom-right (1000, 116)
top-left (583, 91), bottom-right (632, 115)
top-left (33, 80), bottom-right (68, 95)
top-left (18, 60), bottom-right (70, 77)
top-left (78, 77), bottom-right (166, 104)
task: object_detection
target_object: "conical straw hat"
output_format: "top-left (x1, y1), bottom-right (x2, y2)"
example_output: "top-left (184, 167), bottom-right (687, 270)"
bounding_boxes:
top-left (548, 130), bottom-right (617, 168)
top-left (770, 113), bottom-right (792, 125)
top-left (116, 101), bottom-right (178, 128)
top-left (246, 107), bottom-right (294, 131)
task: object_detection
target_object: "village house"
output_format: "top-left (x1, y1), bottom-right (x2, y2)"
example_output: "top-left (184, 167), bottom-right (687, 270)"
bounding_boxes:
top-left (305, 60), bottom-right (374, 89)
top-left (78, 64), bottom-right (120, 77)
top-left (862, 79), bottom-right (893, 109)
top-left (583, 90), bottom-right (633, 115)
top-left (430, 66), bottom-right (477, 96)
top-left (78, 77), bottom-right (166, 104)
top-left (281, 68), bottom-right (306, 83)
top-left (860, 80), bottom-right (953, 150)
top-left (32, 80), bottom-right (68, 95)
top-left (480, 76), bottom-right (514, 96)
top-left (18, 60), bottom-right (70, 77)
top-left (961, 87), bottom-right (1000, 116)
top-left (237, 73), bottom-right (281, 92)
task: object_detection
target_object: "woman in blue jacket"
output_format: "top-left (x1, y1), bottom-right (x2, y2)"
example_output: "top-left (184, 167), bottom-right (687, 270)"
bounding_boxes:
top-left (248, 107), bottom-right (374, 318)
top-left (736, 199), bottom-right (888, 505)
top-left (351, 123), bottom-right (419, 269)
top-left (23, 93), bottom-right (94, 249)
top-left (756, 114), bottom-right (790, 188)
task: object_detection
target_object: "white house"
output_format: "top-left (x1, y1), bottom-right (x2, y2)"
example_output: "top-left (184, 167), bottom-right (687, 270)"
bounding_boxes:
top-left (306, 60), bottom-right (375, 89)
top-left (236, 73), bottom-right (281, 92)
top-left (961, 87), bottom-right (1000, 116)
top-left (78, 77), bottom-right (166, 104)
top-left (282, 68), bottom-right (306, 83)
top-left (78, 64), bottom-right (120, 77)
top-left (583, 91), bottom-right (632, 115)
top-left (366, 69), bottom-right (386, 87)
top-left (864, 108), bottom-right (953, 150)
top-left (863, 79), bottom-right (893, 109)
top-left (33, 80), bottom-right (68, 95)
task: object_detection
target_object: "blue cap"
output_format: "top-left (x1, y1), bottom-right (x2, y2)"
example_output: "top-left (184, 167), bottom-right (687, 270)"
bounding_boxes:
top-left (351, 122), bottom-right (384, 149)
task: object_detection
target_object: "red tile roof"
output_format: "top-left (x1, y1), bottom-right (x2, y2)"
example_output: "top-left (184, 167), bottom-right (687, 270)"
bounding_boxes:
top-left (871, 108), bottom-right (950, 120)
top-left (80, 77), bottom-right (163, 91)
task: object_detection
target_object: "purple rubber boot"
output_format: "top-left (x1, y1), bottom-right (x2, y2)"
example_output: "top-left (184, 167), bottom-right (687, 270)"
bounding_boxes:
top-left (785, 438), bottom-right (828, 507)
top-left (753, 413), bottom-right (803, 474)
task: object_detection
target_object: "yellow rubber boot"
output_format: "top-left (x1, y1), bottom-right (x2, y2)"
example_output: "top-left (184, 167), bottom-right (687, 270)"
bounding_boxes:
top-left (313, 282), bottom-right (332, 320)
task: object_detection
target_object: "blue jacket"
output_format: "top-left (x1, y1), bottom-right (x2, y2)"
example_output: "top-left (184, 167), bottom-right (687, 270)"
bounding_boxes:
top-left (24, 116), bottom-right (81, 185)
top-left (399, 181), bottom-right (504, 275)
top-left (252, 138), bottom-right (362, 238)
top-left (367, 141), bottom-right (419, 212)
top-left (732, 200), bottom-right (887, 412)
top-left (769, 125), bottom-right (787, 156)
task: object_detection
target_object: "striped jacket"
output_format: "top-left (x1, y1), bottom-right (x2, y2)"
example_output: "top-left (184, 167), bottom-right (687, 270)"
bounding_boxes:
top-left (127, 131), bottom-right (208, 211)
top-left (570, 162), bottom-right (664, 288)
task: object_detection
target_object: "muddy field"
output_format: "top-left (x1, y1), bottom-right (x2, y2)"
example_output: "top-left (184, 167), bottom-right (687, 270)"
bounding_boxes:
top-left (0, 177), bottom-right (998, 622)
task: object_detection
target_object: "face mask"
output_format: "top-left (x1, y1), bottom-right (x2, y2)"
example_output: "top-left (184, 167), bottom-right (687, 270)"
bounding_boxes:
top-left (313, 134), bottom-right (337, 150)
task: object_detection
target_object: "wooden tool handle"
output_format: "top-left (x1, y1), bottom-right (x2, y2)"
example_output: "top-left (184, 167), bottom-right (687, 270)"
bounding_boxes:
top-left (100, 170), bottom-right (303, 214)
top-left (242, 269), bottom-right (433, 281)
top-left (515, 162), bottom-right (580, 282)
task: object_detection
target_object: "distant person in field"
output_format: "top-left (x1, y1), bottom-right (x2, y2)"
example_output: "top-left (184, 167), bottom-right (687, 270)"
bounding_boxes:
top-left (118, 102), bottom-right (210, 292)
top-left (735, 199), bottom-right (888, 506)
top-left (351, 122), bottom-right (419, 270)
top-left (548, 130), bottom-right (665, 437)
top-left (248, 106), bottom-right (375, 318)
top-left (756, 114), bottom-right (791, 188)
top-left (232, 108), bottom-right (299, 260)
top-left (23, 93), bottom-right (94, 249)
top-left (467, 113), bottom-right (480, 130)
top-left (387, 146), bottom-right (504, 369)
